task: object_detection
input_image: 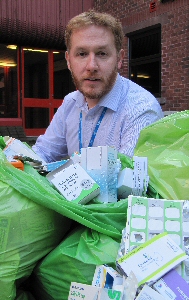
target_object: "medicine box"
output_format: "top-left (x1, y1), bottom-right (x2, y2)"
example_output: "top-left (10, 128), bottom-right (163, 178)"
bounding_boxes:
top-left (153, 268), bottom-right (189, 300)
top-left (50, 163), bottom-right (100, 204)
top-left (81, 146), bottom-right (118, 203)
top-left (117, 167), bottom-right (134, 199)
top-left (92, 265), bottom-right (123, 290)
top-left (116, 232), bottom-right (187, 286)
top-left (117, 156), bottom-right (149, 199)
top-left (136, 284), bottom-right (165, 300)
top-left (3, 137), bottom-right (46, 164)
top-left (43, 160), bottom-right (68, 172)
top-left (46, 159), bottom-right (74, 182)
top-left (68, 282), bottom-right (122, 300)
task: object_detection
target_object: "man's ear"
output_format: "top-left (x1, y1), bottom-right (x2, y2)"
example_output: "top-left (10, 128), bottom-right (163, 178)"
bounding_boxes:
top-left (65, 51), bottom-right (71, 70)
top-left (117, 49), bottom-right (125, 69)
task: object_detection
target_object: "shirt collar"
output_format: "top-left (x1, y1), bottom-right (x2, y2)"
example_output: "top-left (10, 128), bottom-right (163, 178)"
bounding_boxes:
top-left (74, 73), bottom-right (123, 112)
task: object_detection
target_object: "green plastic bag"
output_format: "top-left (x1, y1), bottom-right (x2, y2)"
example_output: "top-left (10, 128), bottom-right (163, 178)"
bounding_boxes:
top-left (0, 153), bottom-right (72, 299)
top-left (15, 290), bottom-right (36, 300)
top-left (31, 225), bottom-right (120, 300)
top-left (118, 152), bottom-right (133, 170)
top-left (0, 150), bottom-right (127, 240)
top-left (0, 179), bottom-right (72, 300)
top-left (0, 136), bottom-right (6, 149)
top-left (134, 110), bottom-right (189, 200)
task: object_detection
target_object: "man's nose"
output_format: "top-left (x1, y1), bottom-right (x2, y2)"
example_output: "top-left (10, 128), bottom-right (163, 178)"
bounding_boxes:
top-left (86, 53), bottom-right (98, 70)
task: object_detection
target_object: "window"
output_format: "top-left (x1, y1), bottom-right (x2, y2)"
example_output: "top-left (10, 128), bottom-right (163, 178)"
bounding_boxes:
top-left (128, 25), bottom-right (161, 97)
top-left (53, 51), bottom-right (75, 99)
top-left (0, 44), bottom-right (18, 118)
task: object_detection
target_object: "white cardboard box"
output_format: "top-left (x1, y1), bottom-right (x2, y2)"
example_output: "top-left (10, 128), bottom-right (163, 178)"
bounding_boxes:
top-left (92, 265), bottom-right (123, 290)
top-left (116, 232), bottom-right (187, 286)
top-left (81, 146), bottom-right (118, 203)
top-left (68, 282), bottom-right (122, 300)
top-left (136, 284), bottom-right (165, 300)
top-left (153, 268), bottom-right (189, 300)
top-left (3, 137), bottom-right (46, 164)
top-left (46, 159), bottom-right (74, 182)
top-left (50, 163), bottom-right (100, 204)
top-left (117, 156), bottom-right (149, 199)
top-left (117, 167), bottom-right (134, 198)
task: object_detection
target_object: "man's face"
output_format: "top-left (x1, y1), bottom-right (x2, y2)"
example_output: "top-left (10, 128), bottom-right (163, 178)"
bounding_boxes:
top-left (65, 25), bottom-right (124, 107)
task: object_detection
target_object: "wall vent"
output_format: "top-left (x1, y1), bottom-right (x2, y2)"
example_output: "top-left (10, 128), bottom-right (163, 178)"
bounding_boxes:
top-left (149, 0), bottom-right (157, 12)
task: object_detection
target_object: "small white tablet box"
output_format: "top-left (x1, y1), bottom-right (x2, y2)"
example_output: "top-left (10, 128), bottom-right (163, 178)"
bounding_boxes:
top-left (68, 282), bottom-right (122, 300)
top-left (81, 146), bottom-right (119, 203)
top-left (92, 265), bottom-right (123, 290)
top-left (50, 163), bottom-right (100, 204)
top-left (117, 156), bottom-right (149, 199)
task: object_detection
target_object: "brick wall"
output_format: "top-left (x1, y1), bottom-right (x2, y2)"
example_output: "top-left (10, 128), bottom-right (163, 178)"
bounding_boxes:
top-left (93, 0), bottom-right (189, 112)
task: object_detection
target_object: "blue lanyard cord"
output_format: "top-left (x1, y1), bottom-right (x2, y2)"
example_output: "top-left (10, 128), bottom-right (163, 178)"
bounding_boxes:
top-left (79, 107), bottom-right (107, 152)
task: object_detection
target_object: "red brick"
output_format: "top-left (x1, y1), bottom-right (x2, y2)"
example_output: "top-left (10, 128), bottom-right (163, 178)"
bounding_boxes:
top-left (94, 0), bottom-right (189, 111)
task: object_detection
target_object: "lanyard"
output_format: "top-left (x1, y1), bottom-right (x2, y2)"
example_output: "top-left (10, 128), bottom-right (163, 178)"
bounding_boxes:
top-left (79, 107), bottom-right (107, 152)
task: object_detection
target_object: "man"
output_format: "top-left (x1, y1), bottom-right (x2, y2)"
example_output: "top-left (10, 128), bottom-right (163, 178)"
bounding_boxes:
top-left (33, 10), bottom-right (163, 163)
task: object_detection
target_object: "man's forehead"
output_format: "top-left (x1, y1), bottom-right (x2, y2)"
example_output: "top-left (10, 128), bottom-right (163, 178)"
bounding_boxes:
top-left (72, 24), bottom-right (112, 33)
top-left (73, 44), bottom-right (110, 50)
top-left (70, 26), bottom-right (115, 48)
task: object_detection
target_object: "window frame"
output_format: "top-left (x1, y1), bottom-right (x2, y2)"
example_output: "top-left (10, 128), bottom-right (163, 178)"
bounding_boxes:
top-left (127, 24), bottom-right (161, 98)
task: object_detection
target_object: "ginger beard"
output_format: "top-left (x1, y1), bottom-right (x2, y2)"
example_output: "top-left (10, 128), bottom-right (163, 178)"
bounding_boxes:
top-left (69, 63), bottom-right (118, 100)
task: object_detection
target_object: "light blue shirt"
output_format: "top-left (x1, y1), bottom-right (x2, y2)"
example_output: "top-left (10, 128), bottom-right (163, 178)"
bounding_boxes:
top-left (33, 74), bottom-right (163, 163)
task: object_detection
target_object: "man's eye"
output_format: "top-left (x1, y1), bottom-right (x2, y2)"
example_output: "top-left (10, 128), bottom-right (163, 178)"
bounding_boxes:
top-left (97, 52), bottom-right (107, 57)
top-left (77, 52), bottom-right (87, 57)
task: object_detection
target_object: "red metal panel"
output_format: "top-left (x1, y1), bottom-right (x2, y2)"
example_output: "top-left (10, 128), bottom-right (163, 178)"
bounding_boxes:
top-left (21, 47), bottom-right (25, 129)
top-left (83, 0), bottom-right (94, 11)
top-left (0, 118), bottom-right (23, 126)
top-left (23, 99), bottom-right (50, 108)
top-left (64, 0), bottom-right (72, 26)
top-left (0, 0), bottom-right (6, 16)
top-left (69, 0), bottom-right (82, 19)
top-left (25, 128), bottom-right (45, 136)
top-left (17, 47), bottom-right (21, 118)
top-left (0, 0), bottom-right (94, 49)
